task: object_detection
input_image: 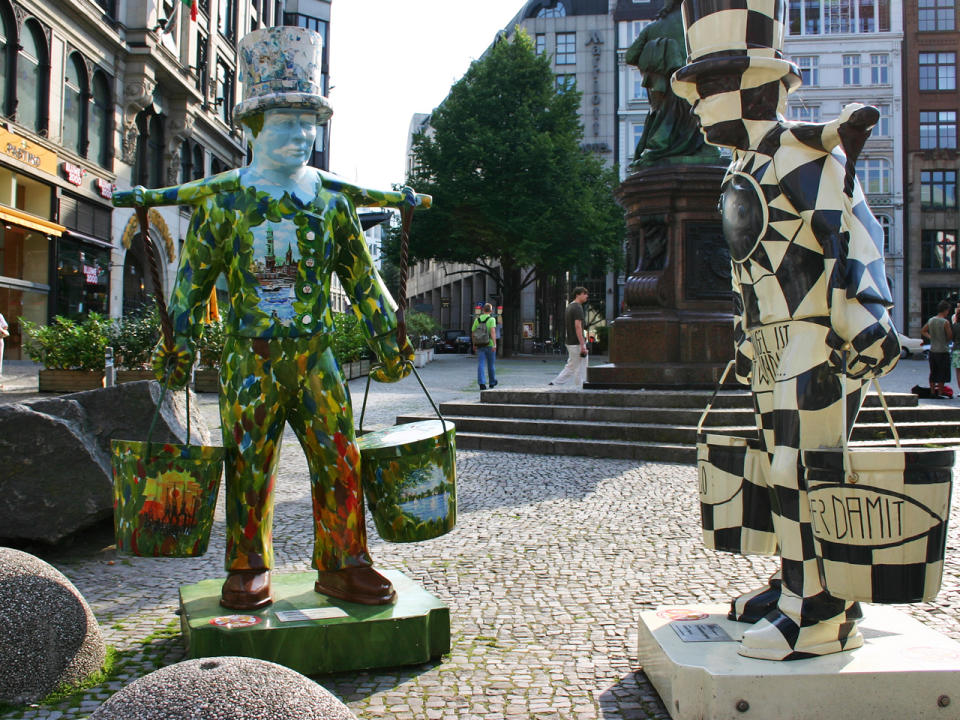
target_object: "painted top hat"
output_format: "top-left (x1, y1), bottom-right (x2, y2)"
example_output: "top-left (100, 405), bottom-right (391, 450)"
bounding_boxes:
top-left (671, 0), bottom-right (800, 105)
top-left (234, 26), bottom-right (333, 128)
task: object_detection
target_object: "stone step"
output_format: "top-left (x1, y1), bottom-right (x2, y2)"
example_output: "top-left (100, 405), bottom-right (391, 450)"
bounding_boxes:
top-left (397, 414), bottom-right (960, 446)
top-left (436, 402), bottom-right (960, 426)
top-left (452, 431), bottom-right (695, 464)
top-left (479, 389), bottom-right (919, 409)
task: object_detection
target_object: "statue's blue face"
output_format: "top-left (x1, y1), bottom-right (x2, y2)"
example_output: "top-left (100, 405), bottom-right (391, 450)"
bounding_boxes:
top-left (254, 109), bottom-right (318, 171)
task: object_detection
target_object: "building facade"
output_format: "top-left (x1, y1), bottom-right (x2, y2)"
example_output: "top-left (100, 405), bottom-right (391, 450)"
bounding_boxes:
top-left (0, 0), bottom-right (352, 360)
top-left (903, 0), bottom-right (960, 332)
top-left (784, 0), bottom-right (906, 329)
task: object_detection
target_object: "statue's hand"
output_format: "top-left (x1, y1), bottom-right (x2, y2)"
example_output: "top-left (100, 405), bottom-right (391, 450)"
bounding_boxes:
top-left (151, 336), bottom-right (196, 389)
top-left (112, 186), bottom-right (146, 208)
top-left (399, 185), bottom-right (417, 208)
top-left (369, 331), bottom-right (415, 383)
top-left (826, 310), bottom-right (900, 379)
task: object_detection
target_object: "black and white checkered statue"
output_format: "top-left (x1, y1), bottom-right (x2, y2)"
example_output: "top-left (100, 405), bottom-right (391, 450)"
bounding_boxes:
top-left (673, 0), bottom-right (901, 660)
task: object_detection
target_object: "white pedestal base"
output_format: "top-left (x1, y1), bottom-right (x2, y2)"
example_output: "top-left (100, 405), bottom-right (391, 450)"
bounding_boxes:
top-left (638, 604), bottom-right (960, 720)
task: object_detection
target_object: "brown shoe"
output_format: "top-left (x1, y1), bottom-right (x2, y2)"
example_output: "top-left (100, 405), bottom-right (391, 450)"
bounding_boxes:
top-left (315, 567), bottom-right (397, 605)
top-left (220, 570), bottom-right (272, 610)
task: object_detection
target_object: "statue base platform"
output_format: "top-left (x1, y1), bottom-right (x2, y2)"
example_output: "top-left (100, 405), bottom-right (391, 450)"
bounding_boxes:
top-left (179, 569), bottom-right (450, 675)
top-left (586, 361), bottom-right (727, 389)
top-left (638, 604), bottom-right (960, 720)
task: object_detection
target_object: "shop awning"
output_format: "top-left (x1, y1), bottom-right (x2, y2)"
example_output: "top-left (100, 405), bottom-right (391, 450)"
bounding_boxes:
top-left (0, 205), bottom-right (65, 237)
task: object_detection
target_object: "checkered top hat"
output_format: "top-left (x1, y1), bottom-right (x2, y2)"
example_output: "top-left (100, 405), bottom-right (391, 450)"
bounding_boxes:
top-left (234, 26), bottom-right (332, 127)
top-left (671, 0), bottom-right (800, 104)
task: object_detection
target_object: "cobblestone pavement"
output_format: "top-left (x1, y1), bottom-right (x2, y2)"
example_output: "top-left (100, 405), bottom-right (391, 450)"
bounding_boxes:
top-left (2, 353), bottom-right (959, 720)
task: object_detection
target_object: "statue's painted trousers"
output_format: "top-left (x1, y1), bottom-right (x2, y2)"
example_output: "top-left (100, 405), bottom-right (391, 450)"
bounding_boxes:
top-left (217, 334), bottom-right (372, 574)
top-left (741, 319), bottom-right (867, 660)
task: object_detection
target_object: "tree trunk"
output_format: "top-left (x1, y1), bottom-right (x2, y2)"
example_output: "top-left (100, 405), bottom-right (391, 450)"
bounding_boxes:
top-left (500, 263), bottom-right (523, 358)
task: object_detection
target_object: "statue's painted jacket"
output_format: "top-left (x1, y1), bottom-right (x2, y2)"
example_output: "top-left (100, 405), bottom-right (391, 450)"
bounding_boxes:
top-left (116, 170), bottom-right (409, 349)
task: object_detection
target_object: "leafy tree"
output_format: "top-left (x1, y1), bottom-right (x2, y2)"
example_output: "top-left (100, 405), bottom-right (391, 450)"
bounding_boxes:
top-left (405, 29), bottom-right (624, 356)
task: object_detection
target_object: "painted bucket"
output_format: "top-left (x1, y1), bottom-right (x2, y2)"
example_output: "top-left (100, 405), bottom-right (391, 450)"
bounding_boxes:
top-left (803, 446), bottom-right (954, 604)
top-left (697, 433), bottom-right (778, 555)
top-left (112, 439), bottom-right (224, 557)
top-left (357, 419), bottom-right (457, 543)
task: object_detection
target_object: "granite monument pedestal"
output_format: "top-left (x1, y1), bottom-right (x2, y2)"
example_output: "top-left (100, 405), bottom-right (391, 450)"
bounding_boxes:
top-left (589, 165), bottom-right (733, 388)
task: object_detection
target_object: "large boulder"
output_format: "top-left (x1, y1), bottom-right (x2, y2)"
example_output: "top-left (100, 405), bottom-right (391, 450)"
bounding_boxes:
top-left (0, 381), bottom-right (211, 543)
top-left (0, 548), bottom-right (106, 704)
top-left (90, 657), bottom-right (357, 720)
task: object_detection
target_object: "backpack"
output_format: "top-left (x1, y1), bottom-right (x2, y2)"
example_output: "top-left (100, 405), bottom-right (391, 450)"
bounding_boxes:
top-left (471, 316), bottom-right (491, 346)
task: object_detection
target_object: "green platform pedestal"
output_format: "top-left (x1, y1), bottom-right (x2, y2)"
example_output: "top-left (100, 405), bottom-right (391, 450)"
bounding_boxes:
top-left (179, 570), bottom-right (450, 675)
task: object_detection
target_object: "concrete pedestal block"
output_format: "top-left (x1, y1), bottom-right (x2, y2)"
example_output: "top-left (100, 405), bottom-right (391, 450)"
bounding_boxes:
top-left (180, 570), bottom-right (450, 675)
top-left (638, 603), bottom-right (960, 720)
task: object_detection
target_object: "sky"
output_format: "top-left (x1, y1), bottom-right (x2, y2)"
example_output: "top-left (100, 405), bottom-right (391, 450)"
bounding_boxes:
top-left (327, 0), bottom-right (527, 191)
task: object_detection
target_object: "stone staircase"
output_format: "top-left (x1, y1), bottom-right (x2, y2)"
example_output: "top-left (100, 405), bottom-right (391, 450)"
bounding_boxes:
top-left (396, 388), bottom-right (960, 464)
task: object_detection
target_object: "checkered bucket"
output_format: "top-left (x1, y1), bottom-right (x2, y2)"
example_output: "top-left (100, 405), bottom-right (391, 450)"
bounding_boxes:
top-left (697, 433), bottom-right (778, 555)
top-left (802, 372), bottom-right (954, 603)
top-left (696, 360), bottom-right (777, 556)
top-left (803, 446), bottom-right (954, 604)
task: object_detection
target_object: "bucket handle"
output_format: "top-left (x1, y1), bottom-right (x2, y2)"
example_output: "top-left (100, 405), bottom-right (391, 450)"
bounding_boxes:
top-left (840, 349), bottom-right (900, 484)
top-left (696, 359), bottom-right (736, 434)
top-left (358, 360), bottom-right (448, 439)
top-left (141, 368), bottom-right (194, 462)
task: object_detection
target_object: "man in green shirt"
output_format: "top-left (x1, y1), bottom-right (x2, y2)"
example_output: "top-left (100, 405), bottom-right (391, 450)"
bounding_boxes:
top-left (472, 303), bottom-right (497, 390)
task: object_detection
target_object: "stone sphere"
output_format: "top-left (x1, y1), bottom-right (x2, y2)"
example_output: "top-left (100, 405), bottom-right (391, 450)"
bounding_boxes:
top-left (0, 547), bottom-right (106, 704)
top-left (90, 656), bottom-right (357, 720)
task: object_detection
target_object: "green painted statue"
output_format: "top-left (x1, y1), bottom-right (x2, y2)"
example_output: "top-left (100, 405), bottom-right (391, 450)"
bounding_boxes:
top-left (114, 26), bottom-right (425, 611)
top-left (624, 0), bottom-right (721, 169)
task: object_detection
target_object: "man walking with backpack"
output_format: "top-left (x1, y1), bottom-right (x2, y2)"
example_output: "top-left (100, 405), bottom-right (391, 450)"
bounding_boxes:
top-left (472, 303), bottom-right (497, 390)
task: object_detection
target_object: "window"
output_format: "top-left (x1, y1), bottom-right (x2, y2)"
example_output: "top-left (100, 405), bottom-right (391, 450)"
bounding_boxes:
top-left (628, 67), bottom-right (646, 101)
top-left (870, 54), bottom-right (889, 84)
top-left (919, 52), bottom-right (956, 91)
top-left (0, 3), bottom-right (12, 117)
top-left (825, 0), bottom-right (854, 33)
top-left (919, 0), bottom-right (955, 31)
top-left (18, 20), bottom-right (47, 133)
top-left (920, 111), bottom-right (958, 149)
top-left (88, 71), bottom-right (112, 168)
top-left (180, 140), bottom-right (191, 183)
top-left (192, 143), bottom-right (205, 180)
top-left (789, 0), bottom-right (890, 35)
top-left (922, 230), bottom-right (959, 270)
top-left (219, 0), bottom-right (236, 41)
top-left (631, 121), bottom-right (645, 151)
top-left (874, 103), bottom-right (890, 137)
top-left (877, 214), bottom-right (892, 253)
top-left (795, 56), bottom-right (819, 86)
top-left (921, 170), bottom-right (958, 208)
top-left (93, 0), bottom-right (115, 16)
top-left (537, 2), bottom-right (566, 17)
top-left (198, 0), bottom-right (209, 16)
top-left (855, 157), bottom-right (891, 194)
top-left (62, 53), bottom-right (87, 157)
top-left (535, 33), bottom-right (545, 56)
top-left (843, 54), bottom-right (861, 85)
top-left (922, 287), bottom-right (960, 323)
top-left (789, 104), bottom-right (821, 123)
top-left (147, 114), bottom-right (164, 188)
top-left (556, 32), bottom-right (575, 65)
top-left (196, 30), bottom-right (208, 96)
top-left (216, 60), bottom-right (234, 125)
top-left (555, 74), bottom-right (576, 93)
top-left (250, 0), bottom-right (260, 32)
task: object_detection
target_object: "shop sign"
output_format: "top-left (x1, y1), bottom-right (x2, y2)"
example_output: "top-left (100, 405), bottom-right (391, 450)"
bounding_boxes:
top-left (96, 178), bottom-right (115, 199)
top-left (83, 264), bottom-right (100, 285)
top-left (0, 126), bottom-right (58, 176)
top-left (63, 162), bottom-right (85, 186)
